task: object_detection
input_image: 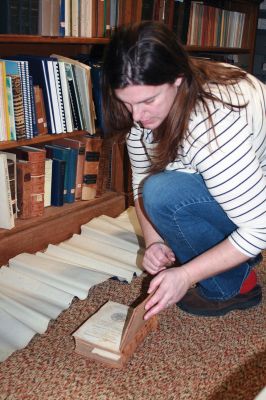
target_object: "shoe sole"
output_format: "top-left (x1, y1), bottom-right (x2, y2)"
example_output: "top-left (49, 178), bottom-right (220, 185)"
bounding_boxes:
top-left (177, 293), bottom-right (262, 317)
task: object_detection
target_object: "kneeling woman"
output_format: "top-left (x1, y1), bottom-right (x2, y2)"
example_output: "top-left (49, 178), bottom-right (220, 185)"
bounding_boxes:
top-left (102, 21), bottom-right (266, 318)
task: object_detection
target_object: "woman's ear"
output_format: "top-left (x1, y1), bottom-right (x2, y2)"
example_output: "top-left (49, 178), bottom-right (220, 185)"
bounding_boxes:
top-left (174, 77), bottom-right (183, 87)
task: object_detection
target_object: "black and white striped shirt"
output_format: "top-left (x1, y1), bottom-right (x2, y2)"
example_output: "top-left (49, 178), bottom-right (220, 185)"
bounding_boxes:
top-left (126, 74), bottom-right (266, 257)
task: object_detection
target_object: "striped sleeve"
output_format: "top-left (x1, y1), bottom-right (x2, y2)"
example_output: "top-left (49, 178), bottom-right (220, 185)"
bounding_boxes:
top-left (126, 126), bottom-right (152, 199)
top-left (187, 82), bottom-right (266, 257)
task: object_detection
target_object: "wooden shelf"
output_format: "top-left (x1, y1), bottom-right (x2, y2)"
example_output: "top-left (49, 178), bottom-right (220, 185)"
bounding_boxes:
top-left (0, 191), bottom-right (125, 266)
top-left (0, 131), bottom-right (91, 150)
top-left (187, 46), bottom-right (252, 54)
top-left (0, 35), bottom-right (109, 45)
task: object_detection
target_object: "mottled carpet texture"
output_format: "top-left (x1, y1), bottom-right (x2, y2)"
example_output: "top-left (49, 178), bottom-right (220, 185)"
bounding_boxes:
top-left (0, 255), bottom-right (265, 400)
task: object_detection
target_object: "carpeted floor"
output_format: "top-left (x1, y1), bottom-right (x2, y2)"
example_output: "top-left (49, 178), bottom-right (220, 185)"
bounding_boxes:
top-left (0, 257), bottom-right (265, 400)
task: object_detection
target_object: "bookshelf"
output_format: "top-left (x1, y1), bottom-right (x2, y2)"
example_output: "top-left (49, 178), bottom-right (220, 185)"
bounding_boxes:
top-left (0, 0), bottom-right (261, 264)
top-left (0, 35), bottom-right (126, 264)
top-left (184, 0), bottom-right (262, 72)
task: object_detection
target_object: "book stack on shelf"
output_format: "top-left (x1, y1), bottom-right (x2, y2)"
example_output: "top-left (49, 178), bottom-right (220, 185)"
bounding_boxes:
top-left (187, 2), bottom-right (245, 48)
top-left (0, 134), bottom-right (105, 230)
top-left (0, 55), bottom-right (96, 143)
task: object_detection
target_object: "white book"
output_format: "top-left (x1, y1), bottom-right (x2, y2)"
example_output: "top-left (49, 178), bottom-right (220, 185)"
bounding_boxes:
top-left (0, 152), bottom-right (17, 218)
top-left (44, 158), bottom-right (52, 207)
top-left (47, 60), bottom-right (63, 133)
top-left (0, 154), bottom-right (15, 229)
top-left (74, 65), bottom-right (93, 132)
top-left (58, 61), bottom-right (73, 132)
top-left (50, 54), bottom-right (96, 133)
top-left (71, 0), bottom-right (79, 37)
top-left (52, 60), bottom-right (67, 133)
top-left (64, 0), bottom-right (71, 36)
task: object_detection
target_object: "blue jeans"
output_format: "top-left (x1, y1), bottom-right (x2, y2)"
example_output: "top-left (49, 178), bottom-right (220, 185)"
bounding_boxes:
top-left (142, 171), bottom-right (261, 301)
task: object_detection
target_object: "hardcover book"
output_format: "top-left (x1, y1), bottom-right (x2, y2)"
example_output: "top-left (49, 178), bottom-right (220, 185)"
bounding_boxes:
top-left (0, 151), bottom-right (17, 218)
top-left (51, 158), bottom-right (66, 207)
top-left (72, 293), bottom-right (158, 368)
top-left (0, 153), bottom-right (15, 229)
top-left (79, 135), bottom-right (103, 200)
top-left (54, 137), bottom-right (86, 200)
top-left (44, 158), bottom-right (53, 207)
top-left (33, 85), bottom-right (48, 135)
top-left (16, 160), bottom-right (31, 219)
top-left (4, 61), bottom-right (27, 140)
top-left (12, 146), bottom-right (46, 217)
top-left (7, 159), bottom-right (16, 218)
top-left (45, 144), bottom-right (78, 203)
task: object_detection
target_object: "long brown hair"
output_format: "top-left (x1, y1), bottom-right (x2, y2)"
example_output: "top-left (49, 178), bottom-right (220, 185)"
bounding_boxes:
top-left (102, 21), bottom-right (248, 172)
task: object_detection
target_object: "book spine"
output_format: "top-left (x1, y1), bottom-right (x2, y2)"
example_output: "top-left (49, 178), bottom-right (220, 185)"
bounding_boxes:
top-left (52, 61), bottom-right (67, 133)
top-left (29, 75), bottom-right (39, 137)
top-left (17, 61), bottom-right (33, 139)
top-left (16, 148), bottom-right (46, 217)
top-left (44, 158), bottom-right (53, 207)
top-left (66, 148), bottom-right (78, 203)
top-left (81, 136), bottom-right (103, 200)
top-left (51, 158), bottom-right (66, 206)
top-left (33, 85), bottom-right (48, 135)
top-left (75, 144), bottom-right (85, 200)
top-left (5, 76), bottom-right (17, 141)
top-left (9, 75), bottom-right (27, 140)
top-left (0, 154), bottom-right (15, 229)
top-left (7, 159), bottom-right (17, 217)
top-left (59, 0), bottom-right (66, 36)
top-left (16, 160), bottom-right (32, 219)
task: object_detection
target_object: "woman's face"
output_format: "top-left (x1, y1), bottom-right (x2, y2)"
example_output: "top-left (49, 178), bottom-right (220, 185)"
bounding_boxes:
top-left (115, 79), bottom-right (181, 130)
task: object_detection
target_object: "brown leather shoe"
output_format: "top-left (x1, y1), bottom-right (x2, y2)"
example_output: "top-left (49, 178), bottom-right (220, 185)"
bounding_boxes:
top-left (177, 285), bottom-right (262, 317)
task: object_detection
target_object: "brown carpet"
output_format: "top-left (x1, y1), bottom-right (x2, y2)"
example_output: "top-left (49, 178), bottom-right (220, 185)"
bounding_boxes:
top-left (0, 256), bottom-right (265, 400)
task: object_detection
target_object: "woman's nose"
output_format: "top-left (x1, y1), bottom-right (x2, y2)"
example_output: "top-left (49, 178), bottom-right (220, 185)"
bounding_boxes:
top-left (132, 104), bottom-right (143, 122)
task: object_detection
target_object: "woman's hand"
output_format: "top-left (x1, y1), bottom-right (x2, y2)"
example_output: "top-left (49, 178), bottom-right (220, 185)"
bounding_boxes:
top-left (144, 267), bottom-right (192, 320)
top-left (143, 242), bottom-right (176, 274)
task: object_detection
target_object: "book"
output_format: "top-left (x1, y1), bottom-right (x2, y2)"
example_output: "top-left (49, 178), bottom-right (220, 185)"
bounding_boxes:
top-left (7, 159), bottom-right (16, 218)
top-left (58, 61), bottom-right (73, 132)
top-left (33, 85), bottom-right (48, 135)
top-left (50, 0), bottom-right (60, 36)
top-left (4, 60), bottom-right (27, 140)
top-left (51, 54), bottom-right (96, 134)
top-left (79, 135), bottom-right (103, 200)
top-left (63, 62), bottom-right (82, 130)
top-left (0, 153), bottom-right (15, 229)
top-left (51, 158), bottom-right (66, 206)
top-left (72, 293), bottom-right (158, 368)
top-left (15, 56), bottom-right (55, 133)
top-left (76, 55), bottom-right (103, 131)
top-left (45, 144), bottom-right (78, 203)
top-left (44, 158), bottom-right (53, 207)
top-left (54, 137), bottom-right (86, 200)
top-left (6, 59), bottom-right (34, 139)
top-left (16, 160), bottom-right (32, 219)
top-left (0, 151), bottom-right (17, 217)
top-left (0, 61), bottom-right (11, 141)
top-left (5, 75), bottom-right (16, 141)
top-left (29, 75), bottom-right (39, 137)
top-left (12, 146), bottom-right (46, 217)
top-left (38, 0), bottom-right (51, 36)
top-left (0, 0), bottom-right (20, 34)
